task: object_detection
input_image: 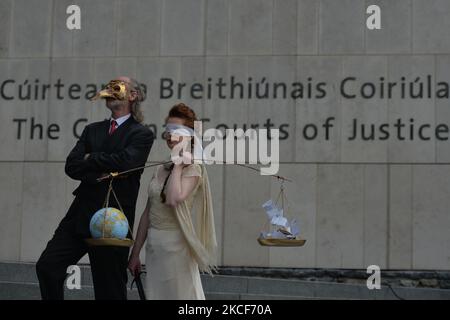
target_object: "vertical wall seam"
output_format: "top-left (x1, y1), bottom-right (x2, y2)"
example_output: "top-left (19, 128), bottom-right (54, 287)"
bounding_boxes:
top-left (294, 0), bottom-right (299, 162)
top-left (202, 0), bottom-right (208, 118)
top-left (159, 0), bottom-right (165, 57)
top-left (434, 55), bottom-right (437, 163)
top-left (314, 164), bottom-right (319, 267)
top-left (386, 164), bottom-right (390, 269)
top-left (386, 55), bottom-right (391, 269)
top-left (410, 165), bottom-right (414, 269)
top-left (114, 0), bottom-right (118, 57)
top-left (221, 163), bottom-right (226, 265)
top-left (410, 0), bottom-right (413, 54)
top-left (157, 0), bottom-right (162, 57)
top-left (271, 0), bottom-right (274, 55)
top-left (8, 0), bottom-right (14, 57)
top-left (364, 0), bottom-right (367, 54)
top-left (5, 0), bottom-right (13, 58)
top-left (295, 0), bottom-right (299, 55)
top-left (317, 0), bottom-right (321, 54)
top-left (362, 165), bottom-right (366, 267)
top-left (227, 0), bottom-right (231, 56)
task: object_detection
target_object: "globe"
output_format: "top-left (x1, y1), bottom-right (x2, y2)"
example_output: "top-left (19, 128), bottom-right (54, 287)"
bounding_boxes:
top-left (89, 207), bottom-right (129, 239)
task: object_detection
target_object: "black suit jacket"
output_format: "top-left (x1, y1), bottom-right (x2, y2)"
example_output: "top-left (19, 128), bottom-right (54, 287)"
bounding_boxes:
top-left (63, 116), bottom-right (154, 238)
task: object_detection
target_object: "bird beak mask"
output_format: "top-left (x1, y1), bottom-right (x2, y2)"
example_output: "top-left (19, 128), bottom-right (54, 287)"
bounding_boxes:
top-left (91, 80), bottom-right (129, 101)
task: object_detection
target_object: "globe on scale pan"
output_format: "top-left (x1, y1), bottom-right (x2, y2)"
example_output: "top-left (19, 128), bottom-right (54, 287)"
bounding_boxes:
top-left (89, 207), bottom-right (129, 240)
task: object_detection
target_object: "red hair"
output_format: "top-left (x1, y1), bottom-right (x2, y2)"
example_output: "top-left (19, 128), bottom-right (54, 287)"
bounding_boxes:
top-left (165, 103), bottom-right (197, 129)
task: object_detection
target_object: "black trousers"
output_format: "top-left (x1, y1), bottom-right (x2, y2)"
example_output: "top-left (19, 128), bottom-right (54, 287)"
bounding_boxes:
top-left (36, 199), bottom-right (130, 300)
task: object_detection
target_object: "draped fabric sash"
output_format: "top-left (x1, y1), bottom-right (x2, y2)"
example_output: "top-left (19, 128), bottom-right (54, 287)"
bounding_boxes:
top-left (173, 165), bottom-right (218, 274)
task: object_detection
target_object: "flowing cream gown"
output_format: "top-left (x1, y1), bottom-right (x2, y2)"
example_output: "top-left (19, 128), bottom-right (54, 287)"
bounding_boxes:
top-left (145, 164), bottom-right (205, 300)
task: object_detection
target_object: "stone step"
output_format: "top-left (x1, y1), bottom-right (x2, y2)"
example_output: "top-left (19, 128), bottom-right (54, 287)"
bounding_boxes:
top-left (0, 281), bottom-right (320, 300)
top-left (0, 281), bottom-right (95, 300)
top-left (203, 274), bottom-right (450, 299)
top-left (0, 279), bottom-right (319, 300)
top-left (1, 261), bottom-right (450, 300)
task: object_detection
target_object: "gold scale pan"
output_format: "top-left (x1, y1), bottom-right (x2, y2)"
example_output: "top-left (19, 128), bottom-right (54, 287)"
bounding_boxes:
top-left (85, 238), bottom-right (134, 247)
top-left (257, 179), bottom-right (307, 247)
top-left (257, 238), bottom-right (306, 247)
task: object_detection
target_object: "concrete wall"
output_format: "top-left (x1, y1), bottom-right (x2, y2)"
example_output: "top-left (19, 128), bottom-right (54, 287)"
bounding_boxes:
top-left (1, 0), bottom-right (450, 270)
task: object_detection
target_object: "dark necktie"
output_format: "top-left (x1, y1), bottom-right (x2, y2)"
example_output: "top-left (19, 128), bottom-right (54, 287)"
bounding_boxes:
top-left (109, 120), bottom-right (118, 135)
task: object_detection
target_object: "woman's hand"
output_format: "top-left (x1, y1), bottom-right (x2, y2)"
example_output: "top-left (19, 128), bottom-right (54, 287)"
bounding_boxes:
top-left (128, 199), bottom-right (150, 276)
top-left (177, 151), bottom-right (193, 167)
top-left (128, 254), bottom-right (142, 277)
top-left (169, 136), bottom-right (193, 165)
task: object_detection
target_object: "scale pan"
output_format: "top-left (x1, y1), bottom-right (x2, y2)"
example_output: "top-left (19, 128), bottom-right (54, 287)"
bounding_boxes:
top-left (85, 238), bottom-right (134, 247)
top-left (257, 237), bottom-right (306, 247)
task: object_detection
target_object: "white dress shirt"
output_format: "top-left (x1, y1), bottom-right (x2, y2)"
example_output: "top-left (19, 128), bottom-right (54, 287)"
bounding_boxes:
top-left (110, 113), bottom-right (131, 127)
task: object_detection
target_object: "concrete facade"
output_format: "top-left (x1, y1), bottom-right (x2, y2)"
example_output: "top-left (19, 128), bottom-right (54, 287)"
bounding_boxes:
top-left (0, 0), bottom-right (450, 270)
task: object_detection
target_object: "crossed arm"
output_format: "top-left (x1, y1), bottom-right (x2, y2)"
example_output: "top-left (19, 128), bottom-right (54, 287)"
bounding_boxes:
top-left (65, 125), bottom-right (154, 183)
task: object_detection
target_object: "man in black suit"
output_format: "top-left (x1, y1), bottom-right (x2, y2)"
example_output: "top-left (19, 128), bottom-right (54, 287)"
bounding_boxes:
top-left (36, 76), bottom-right (154, 300)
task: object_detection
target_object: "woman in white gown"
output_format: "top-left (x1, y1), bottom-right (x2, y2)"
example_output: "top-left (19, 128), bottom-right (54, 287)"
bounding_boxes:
top-left (128, 103), bottom-right (217, 300)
